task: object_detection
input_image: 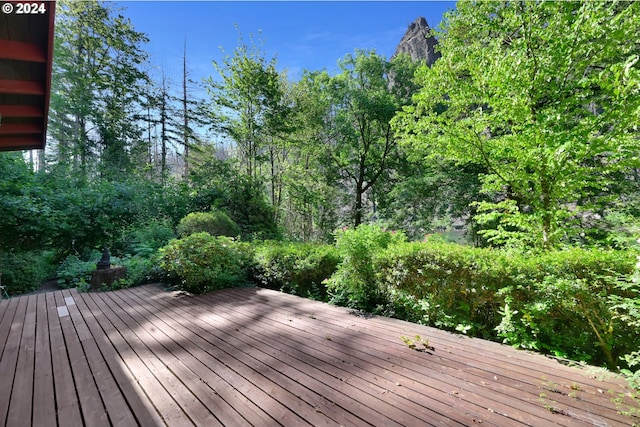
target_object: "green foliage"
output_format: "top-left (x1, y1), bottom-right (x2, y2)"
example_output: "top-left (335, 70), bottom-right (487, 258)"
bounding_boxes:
top-left (224, 176), bottom-right (280, 240)
top-left (55, 248), bottom-right (160, 293)
top-left (207, 28), bottom-right (285, 180)
top-left (177, 210), bottom-right (240, 238)
top-left (56, 254), bottom-right (97, 289)
top-left (376, 240), bottom-right (508, 337)
top-left (51, 0), bottom-right (150, 176)
top-left (189, 159), bottom-right (279, 240)
top-left (252, 241), bottom-right (340, 301)
top-left (111, 254), bottom-right (158, 288)
top-left (373, 240), bottom-right (637, 367)
top-left (610, 260), bottom-right (640, 388)
top-left (376, 159), bottom-right (485, 241)
top-left (125, 218), bottom-right (175, 257)
top-left (158, 232), bottom-right (254, 294)
top-left (495, 250), bottom-right (638, 369)
top-left (0, 251), bottom-right (55, 295)
top-left (0, 153), bottom-right (50, 251)
top-left (400, 335), bottom-right (430, 351)
top-left (10, 172), bottom-right (182, 258)
top-left (326, 224), bottom-right (406, 310)
top-left (305, 50), bottom-right (416, 227)
top-left (393, 1), bottom-right (640, 249)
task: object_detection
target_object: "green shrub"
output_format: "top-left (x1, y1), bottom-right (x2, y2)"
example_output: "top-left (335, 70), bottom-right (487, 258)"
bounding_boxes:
top-left (0, 250), bottom-right (55, 295)
top-left (373, 240), bottom-right (637, 368)
top-left (252, 241), bottom-right (340, 301)
top-left (56, 254), bottom-right (97, 289)
top-left (326, 224), bottom-right (406, 311)
top-left (177, 211), bottom-right (240, 238)
top-left (109, 254), bottom-right (159, 289)
top-left (127, 219), bottom-right (175, 257)
top-left (375, 240), bottom-right (509, 337)
top-left (496, 249), bottom-right (637, 368)
top-left (158, 232), bottom-right (253, 294)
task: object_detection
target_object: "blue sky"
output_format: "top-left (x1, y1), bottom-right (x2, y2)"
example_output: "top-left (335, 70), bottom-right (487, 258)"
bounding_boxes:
top-left (114, 1), bottom-right (456, 86)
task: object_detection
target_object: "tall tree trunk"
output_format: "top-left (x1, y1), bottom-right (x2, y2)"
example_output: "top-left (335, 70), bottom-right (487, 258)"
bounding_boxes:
top-left (355, 183), bottom-right (364, 227)
top-left (160, 72), bottom-right (169, 183)
top-left (182, 41), bottom-right (189, 180)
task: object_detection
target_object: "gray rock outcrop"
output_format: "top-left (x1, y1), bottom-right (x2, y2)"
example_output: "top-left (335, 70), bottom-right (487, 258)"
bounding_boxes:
top-left (393, 17), bottom-right (440, 66)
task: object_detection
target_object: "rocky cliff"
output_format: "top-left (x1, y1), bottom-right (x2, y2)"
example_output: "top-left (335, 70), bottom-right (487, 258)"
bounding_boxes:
top-left (393, 17), bottom-right (440, 66)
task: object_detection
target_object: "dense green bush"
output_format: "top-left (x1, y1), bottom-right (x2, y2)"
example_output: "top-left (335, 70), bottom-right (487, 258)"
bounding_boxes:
top-left (125, 219), bottom-right (175, 256)
top-left (108, 254), bottom-right (159, 289)
top-left (177, 211), bottom-right (240, 238)
top-left (614, 266), bottom-right (640, 389)
top-left (188, 163), bottom-right (280, 240)
top-left (0, 250), bottom-right (55, 295)
top-left (56, 253), bottom-right (98, 289)
top-left (326, 224), bottom-right (406, 310)
top-left (55, 249), bottom-right (160, 292)
top-left (373, 240), bottom-right (637, 368)
top-left (375, 240), bottom-right (510, 336)
top-left (158, 232), bottom-right (253, 294)
top-left (252, 241), bottom-right (340, 300)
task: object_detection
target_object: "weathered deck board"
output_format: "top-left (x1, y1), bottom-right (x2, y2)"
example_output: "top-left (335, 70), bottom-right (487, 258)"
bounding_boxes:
top-left (108, 286), bottom-right (335, 426)
top-left (206, 287), bottom-right (631, 426)
top-left (131, 285), bottom-right (485, 426)
top-left (192, 287), bottom-right (622, 426)
top-left (0, 284), bottom-right (637, 426)
top-left (124, 286), bottom-right (400, 427)
top-left (54, 290), bottom-right (111, 426)
top-left (45, 290), bottom-right (84, 426)
top-left (32, 293), bottom-right (56, 427)
top-left (0, 295), bottom-right (27, 426)
top-left (6, 294), bottom-right (36, 427)
top-left (62, 289), bottom-right (139, 427)
top-left (69, 289), bottom-right (163, 427)
top-left (188, 288), bottom-right (527, 426)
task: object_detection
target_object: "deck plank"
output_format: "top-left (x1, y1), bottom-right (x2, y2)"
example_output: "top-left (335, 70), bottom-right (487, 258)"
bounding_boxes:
top-left (6, 295), bottom-right (37, 427)
top-left (229, 286), bottom-right (634, 425)
top-left (0, 296), bottom-right (19, 356)
top-left (46, 291), bottom-right (84, 426)
top-left (132, 285), bottom-right (474, 426)
top-left (101, 289), bottom-right (281, 427)
top-left (32, 293), bottom-right (56, 427)
top-left (1, 284), bottom-right (638, 426)
top-left (83, 291), bottom-right (198, 426)
top-left (53, 291), bottom-right (110, 426)
top-left (126, 286), bottom-right (381, 427)
top-left (92, 290), bottom-right (225, 427)
top-left (70, 289), bottom-right (165, 427)
top-left (198, 288), bottom-right (548, 426)
top-left (61, 289), bottom-right (140, 427)
top-left (169, 287), bottom-right (504, 426)
top-left (0, 295), bottom-right (28, 426)
top-left (105, 287), bottom-right (322, 427)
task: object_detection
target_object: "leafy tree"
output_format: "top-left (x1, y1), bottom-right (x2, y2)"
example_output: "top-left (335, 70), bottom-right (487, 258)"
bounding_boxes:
top-left (393, 1), bottom-right (640, 249)
top-left (276, 76), bottom-right (341, 241)
top-left (308, 50), bottom-right (417, 227)
top-left (263, 71), bottom-right (297, 222)
top-left (207, 29), bottom-right (285, 181)
top-left (188, 154), bottom-right (279, 240)
top-left (0, 153), bottom-right (48, 250)
top-left (49, 0), bottom-right (150, 177)
top-left (376, 158), bottom-right (485, 241)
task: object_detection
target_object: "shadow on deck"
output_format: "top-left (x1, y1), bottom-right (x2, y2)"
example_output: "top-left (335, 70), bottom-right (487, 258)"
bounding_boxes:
top-left (0, 284), bottom-right (637, 426)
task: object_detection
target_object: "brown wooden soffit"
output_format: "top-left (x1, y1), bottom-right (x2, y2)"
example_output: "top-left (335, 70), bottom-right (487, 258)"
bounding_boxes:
top-left (0, 1), bottom-right (56, 151)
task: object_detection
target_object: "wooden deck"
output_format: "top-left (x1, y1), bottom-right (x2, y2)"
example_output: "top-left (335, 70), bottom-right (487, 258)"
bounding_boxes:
top-left (0, 284), bottom-right (637, 426)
